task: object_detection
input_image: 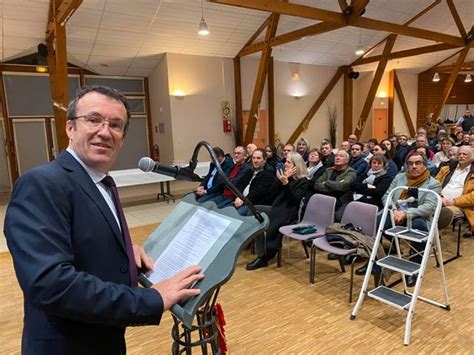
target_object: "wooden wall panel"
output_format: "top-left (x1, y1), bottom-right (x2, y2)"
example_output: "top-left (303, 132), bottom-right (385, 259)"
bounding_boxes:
top-left (417, 72), bottom-right (474, 127)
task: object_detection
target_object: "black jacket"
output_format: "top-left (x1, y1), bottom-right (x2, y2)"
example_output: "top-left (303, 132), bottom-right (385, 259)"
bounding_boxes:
top-left (246, 165), bottom-right (279, 206)
top-left (200, 154), bottom-right (234, 194)
top-left (352, 173), bottom-right (392, 209)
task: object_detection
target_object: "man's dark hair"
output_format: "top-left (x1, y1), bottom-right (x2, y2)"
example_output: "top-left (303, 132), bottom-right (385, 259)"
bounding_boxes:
top-left (212, 147), bottom-right (225, 158)
top-left (406, 151), bottom-right (428, 166)
top-left (351, 142), bottom-right (363, 150)
top-left (67, 85), bottom-right (131, 135)
top-left (253, 148), bottom-right (267, 160)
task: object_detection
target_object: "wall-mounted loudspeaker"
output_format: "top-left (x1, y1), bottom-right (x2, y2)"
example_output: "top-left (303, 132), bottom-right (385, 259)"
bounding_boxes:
top-left (348, 70), bottom-right (360, 79)
top-left (37, 43), bottom-right (48, 57)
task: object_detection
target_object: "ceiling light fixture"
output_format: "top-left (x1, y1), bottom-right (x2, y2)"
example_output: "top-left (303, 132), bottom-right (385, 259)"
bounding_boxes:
top-left (355, 28), bottom-right (365, 56)
top-left (432, 72), bottom-right (440, 82)
top-left (465, 74), bottom-right (472, 83)
top-left (198, 0), bottom-right (209, 36)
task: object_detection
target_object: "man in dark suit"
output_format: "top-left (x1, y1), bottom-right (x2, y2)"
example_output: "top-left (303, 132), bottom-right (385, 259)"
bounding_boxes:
top-left (4, 86), bottom-right (203, 354)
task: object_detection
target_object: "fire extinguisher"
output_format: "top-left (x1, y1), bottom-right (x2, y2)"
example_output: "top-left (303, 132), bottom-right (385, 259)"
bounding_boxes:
top-left (223, 120), bottom-right (231, 133)
top-left (222, 102), bottom-right (232, 133)
top-left (152, 144), bottom-right (160, 162)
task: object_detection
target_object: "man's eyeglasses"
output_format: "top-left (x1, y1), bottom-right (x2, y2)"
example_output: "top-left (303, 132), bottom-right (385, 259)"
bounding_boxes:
top-left (407, 161), bottom-right (424, 166)
top-left (70, 113), bottom-right (125, 134)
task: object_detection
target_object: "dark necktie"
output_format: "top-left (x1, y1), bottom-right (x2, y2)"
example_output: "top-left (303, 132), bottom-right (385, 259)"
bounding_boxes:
top-left (101, 175), bottom-right (138, 287)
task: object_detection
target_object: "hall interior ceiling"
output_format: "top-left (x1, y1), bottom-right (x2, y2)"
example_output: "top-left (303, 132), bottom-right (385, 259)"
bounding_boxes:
top-left (0, 0), bottom-right (472, 76)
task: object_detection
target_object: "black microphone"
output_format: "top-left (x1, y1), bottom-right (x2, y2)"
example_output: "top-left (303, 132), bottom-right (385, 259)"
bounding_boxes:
top-left (138, 157), bottom-right (202, 182)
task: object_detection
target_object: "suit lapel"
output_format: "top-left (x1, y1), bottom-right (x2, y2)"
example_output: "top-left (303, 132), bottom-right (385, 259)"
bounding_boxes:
top-left (56, 151), bottom-right (127, 253)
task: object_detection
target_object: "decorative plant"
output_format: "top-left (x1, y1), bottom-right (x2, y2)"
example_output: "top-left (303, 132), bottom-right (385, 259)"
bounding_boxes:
top-left (327, 103), bottom-right (337, 147)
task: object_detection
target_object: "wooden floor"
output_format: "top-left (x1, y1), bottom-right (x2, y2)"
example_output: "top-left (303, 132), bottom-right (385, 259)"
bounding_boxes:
top-left (1, 224), bottom-right (473, 354)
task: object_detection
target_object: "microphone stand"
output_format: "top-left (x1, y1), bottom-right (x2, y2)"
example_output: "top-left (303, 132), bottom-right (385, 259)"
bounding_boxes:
top-left (187, 141), bottom-right (265, 224)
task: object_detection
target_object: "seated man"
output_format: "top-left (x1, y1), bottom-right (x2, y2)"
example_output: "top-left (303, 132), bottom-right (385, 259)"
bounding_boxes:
top-left (349, 142), bottom-right (368, 178)
top-left (246, 143), bottom-right (257, 163)
top-left (195, 147), bottom-right (234, 202)
top-left (234, 148), bottom-right (280, 216)
top-left (436, 145), bottom-right (474, 238)
top-left (280, 143), bottom-right (295, 163)
top-left (313, 150), bottom-right (357, 221)
top-left (208, 146), bottom-right (252, 207)
top-left (320, 141), bottom-right (335, 167)
top-left (407, 134), bottom-right (435, 160)
top-left (382, 152), bottom-right (441, 286)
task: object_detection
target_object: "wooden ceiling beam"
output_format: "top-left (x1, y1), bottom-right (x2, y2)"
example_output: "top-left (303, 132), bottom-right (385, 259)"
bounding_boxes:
top-left (210, 0), bottom-right (466, 46)
top-left (354, 34), bottom-right (397, 137)
top-left (350, 0), bottom-right (441, 66)
top-left (352, 43), bottom-right (459, 66)
top-left (239, 21), bottom-right (346, 57)
top-left (422, 47), bottom-right (465, 73)
top-left (46, 0), bottom-right (82, 38)
top-left (432, 44), bottom-right (473, 121)
top-left (244, 13), bottom-right (280, 144)
top-left (447, 0), bottom-right (467, 38)
top-left (210, 0), bottom-right (346, 24)
top-left (431, 60), bottom-right (474, 72)
top-left (236, 15), bottom-right (272, 57)
top-left (347, 16), bottom-right (465, 47)
top-left (286, 67), bottom-right (344, 144)
top-left (393, 70), bottom-right (416, 137)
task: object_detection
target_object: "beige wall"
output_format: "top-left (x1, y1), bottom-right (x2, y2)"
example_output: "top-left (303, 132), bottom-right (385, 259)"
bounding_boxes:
top-left (166, 53), bottom-right (236, 162)
top-left (148, 52), bottom-right (420, 160)
top-left (148, 55), bottom-right (174, 163)
top-left (353, 71), bottom-right (373, 142)
top-left (394, 72), bottom-right (418, 136)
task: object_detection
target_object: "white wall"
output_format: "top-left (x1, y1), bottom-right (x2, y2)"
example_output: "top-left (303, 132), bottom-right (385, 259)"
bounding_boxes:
top-left (166, 53), bottom-right (236, 162)
top-left (148, 55), bottom-right (174, 163)
top-left (148, 52), bottom-right (420, 161)
top-left (394, 72), bottom-right (418, 135)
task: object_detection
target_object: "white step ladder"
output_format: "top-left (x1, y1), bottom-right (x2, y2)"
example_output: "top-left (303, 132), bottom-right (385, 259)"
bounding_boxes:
top-left (350, 186), bottom-right (450, 345)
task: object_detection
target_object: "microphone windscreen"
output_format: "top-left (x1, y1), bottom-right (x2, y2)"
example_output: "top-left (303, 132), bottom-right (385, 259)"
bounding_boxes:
top-left (138, 157), bottom-right (154, 172)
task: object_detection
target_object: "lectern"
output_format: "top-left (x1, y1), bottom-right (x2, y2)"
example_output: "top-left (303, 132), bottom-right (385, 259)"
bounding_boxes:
top-left (140, 193), bottom-right (268, 353)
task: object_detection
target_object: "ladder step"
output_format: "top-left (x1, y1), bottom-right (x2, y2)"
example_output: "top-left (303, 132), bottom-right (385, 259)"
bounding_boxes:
top-left (368, 286), bottom-right (412, 310)
top-left (377, 256), bottom-right (420, 275)
top-left (385, 227), bottom-right (429, 242)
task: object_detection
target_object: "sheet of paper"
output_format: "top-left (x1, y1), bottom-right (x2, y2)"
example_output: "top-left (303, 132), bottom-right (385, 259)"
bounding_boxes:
top-left (146, 208), bottom-right (231, 284)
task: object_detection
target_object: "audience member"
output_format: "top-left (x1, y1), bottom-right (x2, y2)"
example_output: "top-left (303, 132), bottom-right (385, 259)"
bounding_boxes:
top-left (381, 138), bottom-right (401, 167)
top-left (195, 147), bottom-right (234, 202)
top-left (388, 134), bottom-right (398, 150)
top-left (367, 138), bottom-right (378, 151)
top-left (234, 149), bottom-right (279, 216)
top-left (265, 144), bottom-right (279, 170)
top-left (246, 143), bottom-right (257, 163)
top-left (352, 154), bottom-right (392, 210)
top-left (296, 137), bottom-right (310, 161)
top-left (454, 131), bottom-right (464, 146)
top-left (436, 146), bottom-right (459, 175)
top-left (320, 141), bottom-right (335, 167)
top-left (425, 115), bottom-right (437, 140)
top-left (208, 146), bottom-right (252, 207)
top-left (372, 143), bottom-right (399, 178)
top-left (349, 142), bottom-right (368, 178)
top-left (381, 152), bottom-right (441, 286)
top-left (396, 134), bottom-right (410, 164)
top-left (281, 143), bottom-right (295, 163)
top-left (246, 152), bottom-right (309, 270)
top-left (348, 134), bottom-right (358, 146)
top-left (313, 150), bottom-right (357, 221)
top-left (430, 128), bottom-right (447, 153)
top-left (415, 146), bottom-right (437, 175)
top-left (408, 134), bottom-right (435, 159)
top-left (451, 125), bottom-right (463, 141)
top-left (433, 137), bottom-right (454, 167)
top-left (306, 148), bottom-right (325, 179)
top-left (436, 145), bottom-right (474, 237)
top-left (340, 141), bottom-right (351, 153)
top-left (456, 110), bottom-right (474, 132)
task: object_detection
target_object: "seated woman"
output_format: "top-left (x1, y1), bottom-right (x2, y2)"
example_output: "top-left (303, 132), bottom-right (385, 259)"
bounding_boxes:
top-left (265, 144), bottom-right (279, 170)
top-left (433, 137), bottom-right (454, 167)
top-left (296, 137), bottom-right (310, 161)
top-left (371, 143), bottom-right (399, 178)
top-left (306, 148), bottom-right (325, 179)
top-left (246, 152), bottom-right (309, 270)
top-left (352, 154), bottom-right (392, 210)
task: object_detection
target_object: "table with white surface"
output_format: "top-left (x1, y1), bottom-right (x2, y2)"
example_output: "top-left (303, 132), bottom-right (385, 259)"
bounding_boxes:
top-left (110, 162), bottom-right (211, 202)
